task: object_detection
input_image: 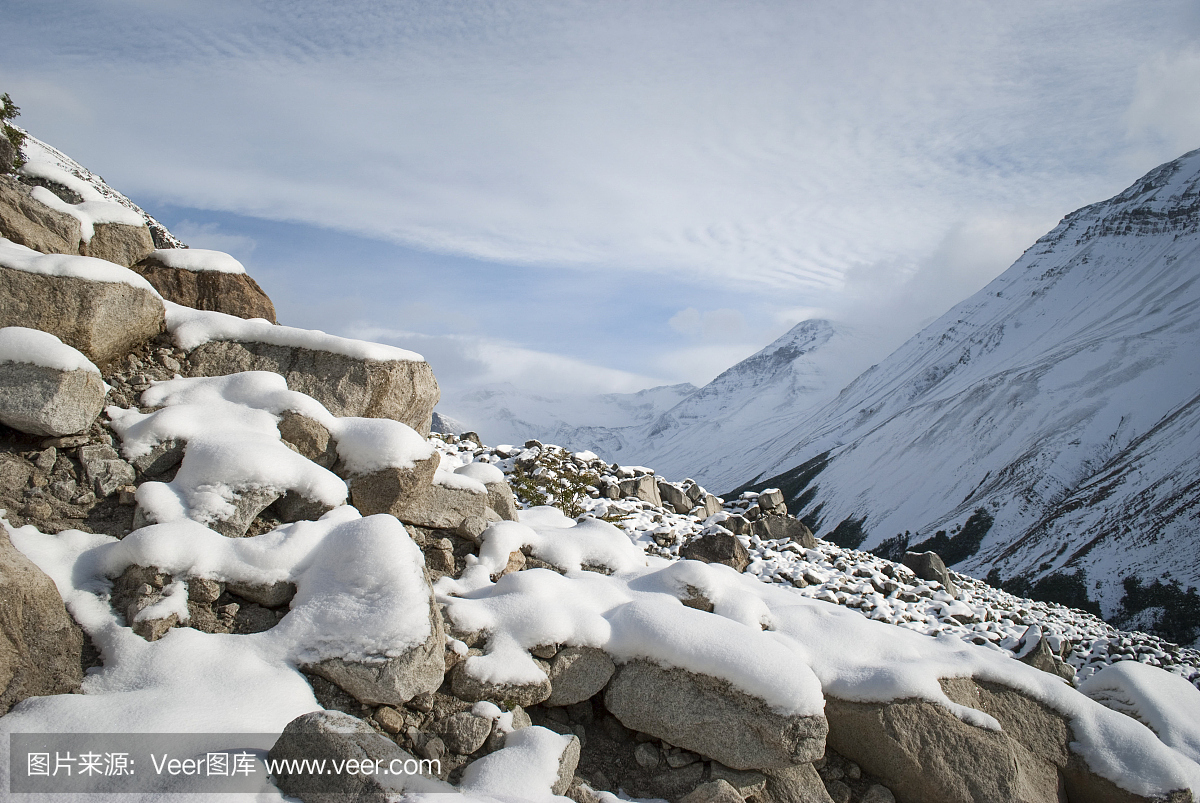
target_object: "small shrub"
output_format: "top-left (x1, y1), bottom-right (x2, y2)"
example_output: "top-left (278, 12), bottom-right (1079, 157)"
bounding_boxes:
top-left (1, 92), bottom-right (27, 169)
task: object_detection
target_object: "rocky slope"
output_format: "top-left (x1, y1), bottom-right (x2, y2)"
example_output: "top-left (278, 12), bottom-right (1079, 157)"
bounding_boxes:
top-left (2, 103), bottom-right (1200, 803)
top-left (727, 148), bottom-right (1200, 636)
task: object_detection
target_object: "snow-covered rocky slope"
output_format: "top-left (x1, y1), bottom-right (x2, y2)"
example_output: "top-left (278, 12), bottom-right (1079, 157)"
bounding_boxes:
top-left (440, 320), bottom-right (879, 489)
top-left (732, 148), bottom-right (1200, 627)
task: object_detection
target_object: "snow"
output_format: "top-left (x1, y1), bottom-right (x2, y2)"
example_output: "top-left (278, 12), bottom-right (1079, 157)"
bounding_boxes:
top-left (457, 726), bottom-right (575, 800)
top-left (1079, 661), bottom-right (1200, 765)
top-left (164, 302), bottom-right (426, 362)
top-left (0, 237), bottom-right (160, 293)
top-left (146, 248), bottom-right (246, 274)
top-left (0, 326), bottom-right (100, 374)
top-left (454, 461), bottom-right (507, 486)
top-left (28, 186), bottom-right (144, 243)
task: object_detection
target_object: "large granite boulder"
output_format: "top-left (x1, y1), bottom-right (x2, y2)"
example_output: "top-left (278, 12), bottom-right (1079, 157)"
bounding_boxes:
top-left (132, 250), bottom-right (276, 322)
top-left (658, 481), bottom-right (693, 514)
top-left (0, 177), bottom-right (82, 254)
top-left (1, 529), bottom-right (85, 713)
top-left (0, 262), bottom-right (164, 365)
top-left (824, 687), bottom-right (1063, 803)
top-left (0, 332), bottom-right (106, 436)
top-left (619, 474), bottom-right (662, 506)
top-left (187, 340), bottom-right (439, 434)
top-left (348, 451), bottom-right (490, 531)
top-left (79, 221), bottom-right (155, 267)
top-left (604, 660), bottom-right (828, 771)
top-left (545, 646), bottom-right (616, 707)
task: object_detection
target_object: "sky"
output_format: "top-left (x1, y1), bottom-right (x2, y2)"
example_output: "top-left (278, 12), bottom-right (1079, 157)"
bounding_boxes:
top-left (3, 0), bottom-right (1200, 400)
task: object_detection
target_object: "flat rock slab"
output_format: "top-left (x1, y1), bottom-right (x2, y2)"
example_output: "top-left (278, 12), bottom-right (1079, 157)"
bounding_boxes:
top-left (133, 255), bottom-right (277, 322)
top-left (187, 340), bottom-right (439, 435)
top-left (0, 362), bottom-right (105, 437)
top-left (1, 529), bottom-right (84, 714)
top-left (0, 264), bottom-right (165, 365)
top-left (604, 659), bottom-right (828, 771)
top-left (751, 515), bottom-right (817, 549)
top-left (680, 532), bottom-right (751, 572)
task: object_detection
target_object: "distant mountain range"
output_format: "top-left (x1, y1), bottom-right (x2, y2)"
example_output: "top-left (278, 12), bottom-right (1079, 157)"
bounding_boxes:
top-left (441, 148), bottom-right (1200, 634)
top-left (438, 318), bottom-right (881, 482)
top-left (734, 148), bottom-right (1200, 623)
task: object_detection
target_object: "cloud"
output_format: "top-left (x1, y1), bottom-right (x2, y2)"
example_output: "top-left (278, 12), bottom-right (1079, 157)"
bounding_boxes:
top-left (668, 308), bottom-right (745, 341)
top-left (346, 325), bottom-right (667, 397)
top-left (169, 220), bottom-right (257, 257)
top-left (1125, 49), bottom-right (1200, 160)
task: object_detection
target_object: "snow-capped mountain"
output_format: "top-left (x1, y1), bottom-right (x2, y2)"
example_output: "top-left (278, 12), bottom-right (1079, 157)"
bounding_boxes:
top-left (438, 319), bottom-right (880, 485)
top-left (736, 148), bottom-right (1200, 618)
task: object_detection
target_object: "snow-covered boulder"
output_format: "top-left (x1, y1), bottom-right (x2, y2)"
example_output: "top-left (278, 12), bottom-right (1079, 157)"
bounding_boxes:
top-left (0, 528), bottom-right (83, 713)
top-left (306, 585), bottom-right (446, 706)
top-left (0, 242), bottom-right (165, 365)
top-left (172, 306), bottom-right (439, 434)
top-left (454, 461), bottom-right (519, 521)
top-left (132, 249), bottom-right (277, 322)
top-left (604, 660), bottom-right (829, 771)
top-left (0, 177), bottom-right (82, 255)
top-left (0, 327), bottom-right (106, 437)
top-left (450, 658), bottom-right (554, 707)
top-left (751, 514), bottom-right (817, 548)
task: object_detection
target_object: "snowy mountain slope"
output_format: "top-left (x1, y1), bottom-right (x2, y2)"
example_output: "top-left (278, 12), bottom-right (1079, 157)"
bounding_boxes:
top-left (439, 319), bottom-right (880, 487)
top-left (736, 147), bottom-right (1200, 618)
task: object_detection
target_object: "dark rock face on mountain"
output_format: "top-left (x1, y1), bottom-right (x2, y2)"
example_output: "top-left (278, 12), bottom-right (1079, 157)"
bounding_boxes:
top-left (735, 148), bottom-right (1200, 628)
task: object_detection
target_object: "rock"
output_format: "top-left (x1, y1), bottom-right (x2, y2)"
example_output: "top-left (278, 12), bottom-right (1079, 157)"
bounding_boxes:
top-left (825, 780), bottom-right (852, 803)
top-left (1015, 626), bottom-right (1076, 682)
top-left (79, 222), bottom-right (155, 267)
top-left (77, 444), bottom-right (137, 497)
top-left (129, 438), bottom-right (184, 477)
top-left (450, 659), bottom-right (553, 707)
top-left (723, 514), bottom-right (751, 535)
top-left (186, 340), bottom-right (440, 435)
top-left (0, 264), bottom-right (165, 365)
top-left (269, 710), bottom-right (450, 802)
top-left (658, 480), bottom-right (693, 514)
top-left (709, 763), bottom-right (769, 798)
top-left (0, 361), bottom-right (106, 437)
top-left (861, 785), bottom-right (897, 803)
top-left (187, 577), bottom-right (223, 604)
top-left (901, 551), bottom-right (959, 596)
top-left (307, 590), bottom-right (445, 707)
top-left (131, 252), bottom-right (276, 321)
top-left (545, 646), bottom-right (616, 707)
top-left (0, 453), bottom-right (33, 495)
top-left (680, 532), bottom-right (751, 572)
top-left (277, 410), bottom-right (338, 468)
top-left (350, 452), bottom-right (490, 531)
top-left (618, 475), bottom-right (662, 506)
top-left (555, 734), bottom-right (582, 795)
top-left (681, 779), bottom-right (745, 803)
top-left (271, 489), bottom-right (338, 523)
top-left (484, 480), bottom-right (518, 522)
top-left (224, 579), bottom-right (296, 607)
top-left (375, 706), bottom-right (405, 735)
top-left (0, 529), bottom-right (85, 713)
top-left (208, 486), bottom-right (282, 537)
top-left (0, 176), bottom-right (82, 255)
top-left (699, 493), bottom-right (723, 518)
top-left (433, 710), bottom-right (494, 755)
top-left (604, 660), bottom-right (828, 771)
top-left (758, 489), bottom-right (785, 510)
top-left (824, 691), bottom-right (1062, 803)
top-left (751, 515), bottom-right (818, 549)
top-left (634, 742), bottom-right (660, 769)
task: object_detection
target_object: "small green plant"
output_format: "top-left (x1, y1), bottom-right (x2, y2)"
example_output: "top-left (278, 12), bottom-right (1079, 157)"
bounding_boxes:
top-left (1, 92), bottom-right (27, 169)
top-left (509, 461), bottom-right (601, 518)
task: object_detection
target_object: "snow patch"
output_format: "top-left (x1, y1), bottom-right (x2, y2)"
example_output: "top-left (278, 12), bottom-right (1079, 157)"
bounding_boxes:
top-left (146, 248), bottom-right (246, 274)
top-left (0, 327), bottom-right (100, 374)
top-left (0, 238), bottom-right (160, 293)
